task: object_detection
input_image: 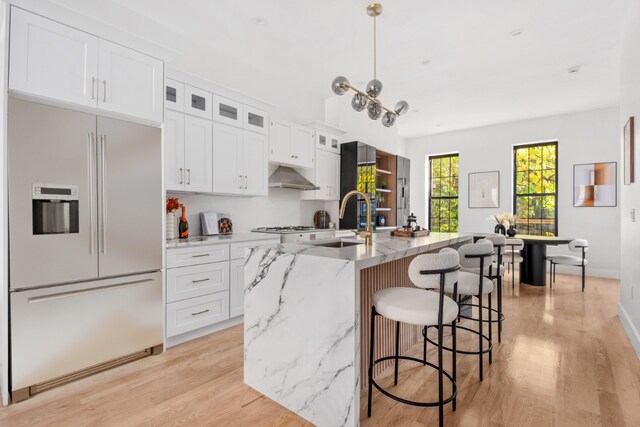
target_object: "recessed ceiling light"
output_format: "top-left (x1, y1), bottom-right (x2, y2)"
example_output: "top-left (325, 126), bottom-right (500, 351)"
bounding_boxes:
top-left (435, 124), bottom-right (441, 127)
top-left (568, 66), bottom-right (581, 75)
top-left (509, 29), bottom-right (523, 37)
top-left (421, 59), bottom-right (431, 65)
top-left (254, 17), bottom-right (267, 25)
top-left (413, 109), bottom-right (420, 113)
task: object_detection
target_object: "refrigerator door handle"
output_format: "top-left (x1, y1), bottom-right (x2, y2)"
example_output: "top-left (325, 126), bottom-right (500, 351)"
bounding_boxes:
top-left (27, 278), bottom-right (154, 303)
top-left (100, 135), bottom-right (107, 255)
top-left (88, 132), bottom-right (95, 255)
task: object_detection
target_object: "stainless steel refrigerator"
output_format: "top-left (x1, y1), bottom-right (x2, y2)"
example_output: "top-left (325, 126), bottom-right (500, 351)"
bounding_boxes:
top-left (8, 98), bottom-right (163, 402)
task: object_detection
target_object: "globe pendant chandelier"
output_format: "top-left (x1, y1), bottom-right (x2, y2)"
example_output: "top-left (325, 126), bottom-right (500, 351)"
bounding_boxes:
top-left (331, 3), bottom-right (408, 127)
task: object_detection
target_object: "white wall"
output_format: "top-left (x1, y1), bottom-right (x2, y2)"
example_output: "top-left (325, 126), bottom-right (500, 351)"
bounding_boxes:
top-left (619, 0), bottom-right (640, 358)
top-left (0, 0), bottom-right (7, 407)
top-left (405, 107), bottom-right (621, 279)
top-left (167, 188), bottom-right (334, 236)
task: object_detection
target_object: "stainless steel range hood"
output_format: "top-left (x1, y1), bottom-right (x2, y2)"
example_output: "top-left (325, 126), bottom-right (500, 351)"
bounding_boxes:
top-left (268, 166), bottom-right (320, 190)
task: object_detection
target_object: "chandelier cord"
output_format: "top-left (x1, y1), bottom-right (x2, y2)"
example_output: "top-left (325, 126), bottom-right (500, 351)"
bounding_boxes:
top-left (373, 15), bottom-right (377, 81)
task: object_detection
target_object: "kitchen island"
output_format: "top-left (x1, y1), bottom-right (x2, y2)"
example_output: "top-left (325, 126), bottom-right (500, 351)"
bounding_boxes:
top-left (243, 232), bottom-right (472, 426)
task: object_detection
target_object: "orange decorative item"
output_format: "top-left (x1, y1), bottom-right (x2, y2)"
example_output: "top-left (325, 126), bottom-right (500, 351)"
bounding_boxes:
top-left (166, 197), bottom-right (181, 213)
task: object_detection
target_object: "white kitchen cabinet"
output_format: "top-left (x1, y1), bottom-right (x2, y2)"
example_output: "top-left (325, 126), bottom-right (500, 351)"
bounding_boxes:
top-left (97, 39), bottom-right (163, 123)
top-left (269, 118), bottom-right (314, 169)
top-left (213, 95), bottom-right (243, 128)
top-left (166, 291), bottom-right (230, 338)
top-left (9, 7), bottom-right (99, 109)
top-left (185, 85), bottom-right (212, 119)
top-left (165, 79), bottom-right (185, 112)
top-left (293, 125), bottom-right (315, 168)
top-left (243, 131), bottom-right (268, 196)
top-left (212, 123), bottom-right (267, 196)
top-left (244, 106), bottom-right (268, 135)
top-left (329, 134), bottom-right (341, 153)
top-left (212, 122), bottom-right (244, 195)
top-left (166, 244), bottom-right (229, 269)
top-left (166, 261), bottom-right (230, 303)
top-left (301, 150), bottom-right (340, 201)
top-left (229, 258), bottom-right (245, 318)
top-left (164, 110), bottom-right (186, 191)
top-left (184, 116), bottom-right (213, 193)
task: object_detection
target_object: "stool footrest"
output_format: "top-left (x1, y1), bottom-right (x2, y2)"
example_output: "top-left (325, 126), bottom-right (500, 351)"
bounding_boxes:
top-left (371, 355), bottom-right (457, 407)
top-left (458, 303), bottom-right (505, 323)
top-left (424, 324), bottom-right (492, 355)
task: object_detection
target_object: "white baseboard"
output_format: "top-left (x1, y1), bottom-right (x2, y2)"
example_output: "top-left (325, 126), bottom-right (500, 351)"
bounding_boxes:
top-left (165, 315), bottom-right (243, 349)
top-left (552, 265), bottom-right (619, 279)
top-left (618, 303), bottom-right (640, 359)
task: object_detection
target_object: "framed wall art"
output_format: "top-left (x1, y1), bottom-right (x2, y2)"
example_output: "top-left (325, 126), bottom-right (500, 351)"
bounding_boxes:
top-left (624, 116), bottom-right (634, 185)
top-left (573, 162), bottom-right (617, 207)
top-left (468, 171), bottom-right (500, 208)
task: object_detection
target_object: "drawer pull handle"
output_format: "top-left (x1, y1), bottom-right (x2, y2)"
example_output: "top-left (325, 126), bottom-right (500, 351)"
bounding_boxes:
top-left (191, 254), bottom-right (210, 258)
top-left (191, 278), bottom-right (210, 283)
top-left (191, 309), bottom-right (210, 316)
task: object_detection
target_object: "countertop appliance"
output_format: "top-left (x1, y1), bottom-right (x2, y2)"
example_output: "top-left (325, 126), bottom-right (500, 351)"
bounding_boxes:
top-left (8, 98), bottom-right (163, 402)
top-left (252, 226), bottom-right (336, 243)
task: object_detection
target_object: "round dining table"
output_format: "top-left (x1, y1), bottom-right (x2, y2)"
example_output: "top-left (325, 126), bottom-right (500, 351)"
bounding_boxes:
top-left (470, 233), bottom-right (574, 286)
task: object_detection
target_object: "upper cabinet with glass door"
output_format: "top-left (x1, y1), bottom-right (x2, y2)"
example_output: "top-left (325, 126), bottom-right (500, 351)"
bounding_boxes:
top-left (243, 105), bottom-right (268, 135)
top-left (311, 122), bottom-right (342, 154)
top-left (185, 85), bottom-right (212, 119)
top-left (165, 79), bottom-right (185, 112)
top-left (213, 95), bottom-right (243, 128)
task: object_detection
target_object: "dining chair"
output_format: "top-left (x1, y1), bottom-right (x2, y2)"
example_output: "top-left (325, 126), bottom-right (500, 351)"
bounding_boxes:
top-left (547, 239), bottom-right (589, 292)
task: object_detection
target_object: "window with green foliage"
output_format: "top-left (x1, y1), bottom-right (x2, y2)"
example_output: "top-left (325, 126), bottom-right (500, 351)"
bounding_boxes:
top-left (514, 142), bottom-right (557, 236)
top-left (429, 154), bottom-right (459, 232)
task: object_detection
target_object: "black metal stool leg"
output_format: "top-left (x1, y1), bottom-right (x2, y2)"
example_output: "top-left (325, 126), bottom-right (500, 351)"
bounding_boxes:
top-left (582, 265), bottom-right (585, 292)
top-left (452, 316), bottom-right (457, 411)
top-left (367, 308), bottom-right (376, 417)
top-left (438, 319), bottom-right (444, 427)
top-left (549, 261), bottom-right (553, 288)
top-left (478, 294), bottom-right (483, 381)
top-left (423, 326), bottom-right (427, 365)
top-left (488, 290), bottom-right (493, 364)
top-left (394, 321), bottom-right (400, 385)
top-left (498, 276), bottom-right (503, 343)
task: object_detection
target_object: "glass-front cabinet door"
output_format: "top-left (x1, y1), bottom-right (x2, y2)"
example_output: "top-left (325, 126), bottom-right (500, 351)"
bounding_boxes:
top-left (165, 79), bottom-right (184, 112)
top-left (184, 85), bottom-right (212, 119)
top-left (244, 106), bottom-right (268, 135)
top-left (330, 135), bottom-right (340, 153)
top-left (213, 95), bottom-right (243, 128)
top-left (315, 130), bottom-right (329, 150)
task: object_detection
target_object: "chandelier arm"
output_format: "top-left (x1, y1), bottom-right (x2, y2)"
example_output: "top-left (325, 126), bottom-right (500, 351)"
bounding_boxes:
top-left (342, 82), bottom-right (398, 116)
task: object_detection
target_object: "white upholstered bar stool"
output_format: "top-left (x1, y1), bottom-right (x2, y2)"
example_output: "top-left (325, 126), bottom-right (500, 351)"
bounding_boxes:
top-left (426, 240), bottom-right (495, 381)
top-left (547, 239), bottom-right (589, 292)
top-left (504, 238), bottom-right (524, 288)
top-left (368, 248), bottom-right (460, 427)
top-left (461, 235), bottom-right (506, 342)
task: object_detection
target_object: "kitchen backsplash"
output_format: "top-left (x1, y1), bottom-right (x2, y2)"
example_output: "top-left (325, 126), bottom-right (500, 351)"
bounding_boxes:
top-left (167, 189), bottom-right (339, 236)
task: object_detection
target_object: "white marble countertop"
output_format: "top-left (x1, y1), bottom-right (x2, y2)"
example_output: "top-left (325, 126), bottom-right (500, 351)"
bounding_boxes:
top-left (166, 232), bottom-right (279, 249)
top-left (259, 232), bottom-right (472, 269)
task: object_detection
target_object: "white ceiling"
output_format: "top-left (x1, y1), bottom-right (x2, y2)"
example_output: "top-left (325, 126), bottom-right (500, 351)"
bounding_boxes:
top-left (42, 0), bottom-right (632, 137)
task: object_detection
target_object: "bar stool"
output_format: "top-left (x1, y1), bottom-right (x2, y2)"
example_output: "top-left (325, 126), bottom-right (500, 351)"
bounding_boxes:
top-left (504, 238), bottom-right (524, 288)
top-left (368, 248), bottom-right (460, 427)
top-left (547, 239), bottom-right (589, 292)
top-left (425, 240), bottom-right (495, 381)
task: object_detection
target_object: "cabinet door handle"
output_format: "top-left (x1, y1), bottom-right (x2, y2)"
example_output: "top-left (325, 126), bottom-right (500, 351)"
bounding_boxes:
top-left (239, 175), bottom-right (243, 189)
top-left (91, 77), bottom-right (96, 100)
top-left (179, 167), bottom-right (184, 184)
top-left (244, 175), bottom-right (248, 189)
top-left (191, 278), bottom-right (210, 283)
top-left (102, 80), bottom-right (107, 102)
top-left (191, 253), bottom-right (210, 258)
top-left (191, 309), bottom-right (210, 316)
top-left (187, 168), bottom-right (191, 185)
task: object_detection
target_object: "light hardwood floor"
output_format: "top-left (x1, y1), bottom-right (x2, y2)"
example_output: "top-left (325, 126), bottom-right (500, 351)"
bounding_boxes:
top-left (1, 274), bottom-right (639, 426)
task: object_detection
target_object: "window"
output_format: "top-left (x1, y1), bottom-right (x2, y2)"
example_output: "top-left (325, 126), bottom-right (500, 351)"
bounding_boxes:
top-left (429, 154), bottom-right (459, 232)
top-left (514, 142), bottom-right (557, 236)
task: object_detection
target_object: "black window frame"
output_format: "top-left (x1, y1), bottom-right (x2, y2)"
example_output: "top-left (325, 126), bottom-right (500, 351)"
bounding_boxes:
top-left (428, 153), bottom-right (459, 232)
top-left (513, 141), bottom-right (558, 236)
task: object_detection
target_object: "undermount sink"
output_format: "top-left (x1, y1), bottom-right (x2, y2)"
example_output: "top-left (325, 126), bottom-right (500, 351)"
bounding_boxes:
top-left (305, 239), bottom-right (364, 248)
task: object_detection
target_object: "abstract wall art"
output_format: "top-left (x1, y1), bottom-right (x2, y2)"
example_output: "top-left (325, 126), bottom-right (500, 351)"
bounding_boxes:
top-left (573, 162), bottom-right (617, 207)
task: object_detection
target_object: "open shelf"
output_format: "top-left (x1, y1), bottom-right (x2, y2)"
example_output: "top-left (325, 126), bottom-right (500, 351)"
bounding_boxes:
top-left (376, 207), bottom-right (391, 212)
top-left (376, 188), bottom-right (391, 193)
top-left (376, 168), bottom-right (392, 175)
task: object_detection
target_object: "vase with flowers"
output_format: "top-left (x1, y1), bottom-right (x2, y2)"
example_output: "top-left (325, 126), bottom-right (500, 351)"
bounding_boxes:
top-left (166, 197), bottom-right (182, 240)
top-left (488, 212), bottom-right (518, 236)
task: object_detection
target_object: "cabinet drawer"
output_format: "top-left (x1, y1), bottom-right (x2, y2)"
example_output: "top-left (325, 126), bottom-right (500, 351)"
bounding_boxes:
top-left (166, 292), bottom-right (229, 337)
top-left (167, 245), bottom-right (229, 268)
top-left (184, 85), bottom-right (212, 119)
top-left (166, 261), bottom-right (229, 303)
top-left (230, 239), bottom-right (280, 260)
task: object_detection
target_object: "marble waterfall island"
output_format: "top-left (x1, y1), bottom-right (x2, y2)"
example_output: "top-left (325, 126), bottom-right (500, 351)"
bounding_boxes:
top-left (243, 232), bottom-right (472, 426)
